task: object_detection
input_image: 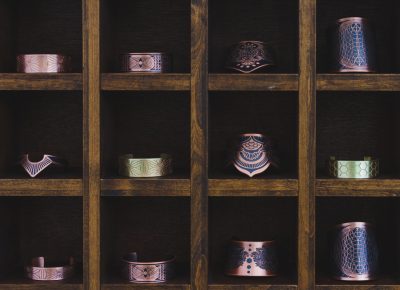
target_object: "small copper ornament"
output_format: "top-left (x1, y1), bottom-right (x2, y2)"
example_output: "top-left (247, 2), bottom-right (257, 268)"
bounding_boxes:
top-left (19, 154), bottom-right (67, 178)
top-left (26, 257), bottom-right (74, 281)
top-left (120, 53), bottom-right (171, 73)
top-left (17, 54), bottom-right (71, 73)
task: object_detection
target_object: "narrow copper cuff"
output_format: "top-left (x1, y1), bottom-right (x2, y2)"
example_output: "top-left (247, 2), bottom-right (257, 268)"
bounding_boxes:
top-left (20, 154), bottom-right (67, 178)
top-left (328, 156), bottom-right (379, 179)
top-left (17, 54), bottom-right (71, 73)
top-left (120, 53), bottom-right (171, 73)
top-left (26, 257), bottom-right (74, 281)
top-left (118, 154), bottom-right (172, 178)
top-left (122, 252), bottom-right (175, 283)
top-left (225, 240), bottom-right (278, 277)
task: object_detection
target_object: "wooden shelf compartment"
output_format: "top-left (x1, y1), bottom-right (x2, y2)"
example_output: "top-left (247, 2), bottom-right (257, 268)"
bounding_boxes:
top-left (0, 276), bottom-right (83, 290)
top-left (209, 274), bottom-right (297, 290)
top-left (316, 275), bottom-right (400, 289)
top-left (317, 74), bottom-right (400, 91)
top-left (0, 74), bottom-right (83, 91)
top-left (101, 276), bottom-right (190, 290)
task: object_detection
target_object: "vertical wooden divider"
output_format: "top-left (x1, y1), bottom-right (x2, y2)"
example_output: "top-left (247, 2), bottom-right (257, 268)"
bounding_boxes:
top-left (298, 0), bottom-right (316, 289)
top-left (83, 0), bottom-right (101, 289)
top-left (191, 0), bottom-right (208, 289)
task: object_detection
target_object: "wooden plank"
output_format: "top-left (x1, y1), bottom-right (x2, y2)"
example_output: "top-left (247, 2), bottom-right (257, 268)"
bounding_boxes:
top-left (209, 74), bottom-right (298, 91)
top-left (102, 285), bottom-right (190, 290)
top-left (317, 74), bottom-right (400, 91)
top-left (0, 179), bottom-right (82, 196)
top-left (209, 286), bottom-right (297, 290)
top-left (0, 285), bottom-right (83, 290)
top-left (298, 0), bottom-right (316, 289)
top-left (0, 73), bottom-right (83, 90)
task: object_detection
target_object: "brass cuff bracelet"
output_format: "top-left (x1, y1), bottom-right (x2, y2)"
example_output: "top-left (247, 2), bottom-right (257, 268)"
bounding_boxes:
top-left (26, 257), bottom-right (74, 281)
top-left (20, 154), bottom-right (67, 178)
top-left (328, 156), bottom-right (379, 179)
top-left (17, 54), bottom-right (71, 73)
top-left (122, 252), bottom-right (175, 283)
top-left (120, 53), bottom-right (171, 73)
top-left (118, 154), bottom-right (172, 178)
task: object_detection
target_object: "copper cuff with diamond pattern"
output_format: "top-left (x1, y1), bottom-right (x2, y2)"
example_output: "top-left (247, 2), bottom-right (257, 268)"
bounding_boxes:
top-left (20, 154), bottom-right (67, 178)
top-left (328, 156), bottom-right (379, 179)
top-left (26, 257), bottom-right (74, 281)
top-left (17, 54), bottom-right (71, 73)
top-left (120, 53), bottom-right (171, 73)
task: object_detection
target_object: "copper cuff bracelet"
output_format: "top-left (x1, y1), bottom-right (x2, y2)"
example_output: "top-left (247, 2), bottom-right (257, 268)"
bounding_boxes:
top-left (226, 41), bottom-right (275, 73)
top-left (20, 154), bottom-right (67, 178)
top-left (328, 156), bottom-right (379, 179)
top-left (122, 252), bottom-right (175, 283)
top-left (120, 53), bottom-right (171, 73)
top-left (26, 257), bottom-right (74, 281)
top-left (332, 222), bottom-right (378, 281)
top-left (17, 54), bottom-right (71, 73)
top-left (118, 154), bottom-right (173, 178)
top-left (225, 240), bottom-right (278, 277)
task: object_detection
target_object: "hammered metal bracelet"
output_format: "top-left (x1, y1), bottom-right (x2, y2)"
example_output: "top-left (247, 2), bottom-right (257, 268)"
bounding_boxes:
top-left (20, 154), bottom-right (67, 178)
top-left (17, 54), bottom-right (71, 73)
top-left (26, 257), bottom-right (74, 281)
top-left (120, 53), bottom-right (171, 73)
top-left (122, 252), bottom-right (175, 283)
top-left (118, 154), bottom-right (172, 178)
top-left (328, 156), bottom-right (379, 179)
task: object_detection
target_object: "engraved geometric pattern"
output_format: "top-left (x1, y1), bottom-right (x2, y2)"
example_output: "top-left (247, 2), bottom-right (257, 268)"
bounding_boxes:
top-left (329, 160), bottom-right (379, 179)
top-left (17, 55), bottom-right (70, 73)
top-left (121, 54), bottom-right (170, 72)
top-left (126, 264), bottom-right (171, 283)
top-left (21, 154), bottom-right (55, 178)
top-left (339, 21), bottom-right (369, 69)
top-left (119, 155), bottom-right (172, 177)
top-left (27, 267), bottom-right (73, 281)
top-left (251, 247), bottom-right (277, 272)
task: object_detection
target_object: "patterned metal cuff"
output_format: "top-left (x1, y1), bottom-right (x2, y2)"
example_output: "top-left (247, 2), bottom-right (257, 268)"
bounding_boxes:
top-left (225, 240), bottom-right (278, 277)
top-left (328, 156), bottom-right (379, 179)
top-left (122, 252), bottom-right (175, 283)
top-left (120, 53), bottom-right (171, 73)
top-left (118, 154), bottom-right (173, 178)
top-left (20, 154), bottom-right (67, 178)
top-left (26, 257), bottom-right (74, 281)
top-left (17, 54), bottom-right (71, 73)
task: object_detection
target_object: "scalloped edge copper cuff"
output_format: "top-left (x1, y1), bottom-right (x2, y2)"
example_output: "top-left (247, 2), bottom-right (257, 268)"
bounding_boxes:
top-left (328, 156), bottom-right (379, 179)
top-left (20, 154), bottom-right (67, 178)
top-left (118, 154), bottom-right (172, 177)
top-left (17, 54), bottom-right (71, 73)
top-left (26, 257), bottom-right (74, 281)
top-left (122, 252), bottom-right (175, 283)
top-left (120, 53), bottom-right (171, 73)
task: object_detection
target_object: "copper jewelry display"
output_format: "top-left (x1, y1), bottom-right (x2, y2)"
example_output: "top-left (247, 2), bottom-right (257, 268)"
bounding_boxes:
top-left (122, 252), bottom-right (175, 283)
top-left (26, 257), bottom-right (74, 281)
top-left (332, 222), bottom-right (378, 281)
top-left (331, 17), bottom-right (376, 72)
top-left (20, 154), bottom-right (67, 178)
top-left (226, 41), bottom-right (275, 73)
top-left (233, 133), bottom-right (273, 177)
top-left (17, 54), bottom-right (71, 73)
top-left (118, 154), bottom-right (172, 178)
top-left (120, 53), bottom-right (171, 73)
top-left (328, 156), bottom-right (379, 179)
top-left (225, 240), bottom-right (278, 277)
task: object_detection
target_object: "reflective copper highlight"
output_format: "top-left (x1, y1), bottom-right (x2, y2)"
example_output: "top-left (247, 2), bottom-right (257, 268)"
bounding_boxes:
top-left (120, 53), bottom-right (171, 73)
top-left (20, 154), bottom-right (67, 178)
top-left (26, 257), bottom-right (74, 281)
top-left (17, 54), bottom-right (71, 73)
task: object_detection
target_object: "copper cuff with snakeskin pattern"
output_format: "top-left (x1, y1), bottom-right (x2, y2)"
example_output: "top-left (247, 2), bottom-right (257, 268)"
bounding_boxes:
top-left (26, 257), bottom-right (74, 281)
top-left (122, 252), bottom-right (175, 283)
top-left (20, 154), bottom-right (67, 178)
top-left (328, 156), bottom-right (379, 179)
top-left (17, 54), bottom-right (71, 73)
top-left (225, 240), bottom-right (278, 277)
top-left (120, 53), bottom-right (171, 73)
top-left (118, 154), bottom-right (172, 177)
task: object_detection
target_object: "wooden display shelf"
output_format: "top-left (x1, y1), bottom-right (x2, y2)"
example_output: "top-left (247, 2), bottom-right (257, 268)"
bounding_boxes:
top-left (316, 275), bottom-right (400, 289)
top-left (317, 74), bottom-right (400, 91)
top-left (101, 277), bottom-right (190, 290)
top-left (208, 275), bottom-right (297, 290)
top-left (0, 73), bottom-right (82, 90)
top-left (0, 277), bottom-right (83, 290)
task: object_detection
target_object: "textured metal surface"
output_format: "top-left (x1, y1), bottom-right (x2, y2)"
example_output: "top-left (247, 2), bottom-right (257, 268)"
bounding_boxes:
top-left (328, 157), bottom-right (379, 179)
top-left (122, 252), bottom-right (175, 283)
top-left (225, 240), bottom-right (278, 277)
top-left (20, 154), bottom-right (66, 178)
top-left (17, 54), bottom-right (71, 73)
top-left (26, 257), bottom-right (74, 281)
top-left (118, 154), bottom-right (173, 178)
top-left (120, 53), bottom-right (171, 73)
top-left (332, 222), bottom-right (378, 281)
top-left (226, 41), bottom-right (275, 73)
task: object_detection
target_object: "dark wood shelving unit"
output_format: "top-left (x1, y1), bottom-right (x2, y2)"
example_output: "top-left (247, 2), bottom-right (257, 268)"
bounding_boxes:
top-left (0, 0), bottom-right (399, 289)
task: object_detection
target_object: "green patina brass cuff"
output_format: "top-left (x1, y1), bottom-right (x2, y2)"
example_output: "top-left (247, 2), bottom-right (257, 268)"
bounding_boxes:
top-left (328, 156), bottom-right (379, 179)
top-left (118, 154), bottom-right (172, 178)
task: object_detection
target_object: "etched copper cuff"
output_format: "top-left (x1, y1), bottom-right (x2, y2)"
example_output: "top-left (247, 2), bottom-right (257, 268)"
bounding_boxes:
top-left (328, 156), bottom-right (379, 179)
top-left (118, 154), bottom-right (172, 178)
top-left (17, 54), bottom-right (71, 73)
top-left (20, 154), bottom-right (67, 178)
top-left (120, 53), bottom-right (171, 73)
top-left (122, 252), bottom-right (175, 283)
top-left (226, 41), bottom-right (275, 73)
top-left (332, 222), bottom-right (378, 281)
top-left (225, 240), bottom-right (278, 277)
top-left (26, 257), bottom-right (74, 281)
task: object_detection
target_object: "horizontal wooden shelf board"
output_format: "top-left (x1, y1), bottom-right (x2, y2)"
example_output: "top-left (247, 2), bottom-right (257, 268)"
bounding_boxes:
top-left (0, 73), bottom-right (82, 90)
top-left (317, 74), bottom-right (400, 91)
top-left (209, 275), bottom-right (297, 289)
top-left (316, 276), bottom-right (400, 289)
top-left (209, 74), bottom-right (299, 91)
top-left (0, 285), bottom-right (83, 290)
top-left (0, 179), bottom-right (83, 196)
top-left (101, 277), bottom-right (190, 289)
top-left (316, 178), bottom-right (400, 197)
top-left (101, 73), bottom-right (190, 91)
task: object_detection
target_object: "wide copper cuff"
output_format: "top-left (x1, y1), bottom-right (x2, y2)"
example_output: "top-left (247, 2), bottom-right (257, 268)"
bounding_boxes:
top-left (226, 41), bottom-right (275, 73)
top-left (225, 240), bottom-right (278, 277)
top-left (331, 17), bottom-right (376, 72)
top-left (118, 154), bottom-right (172, 178)
top-left (332, 222), bottom-right (378, 281)
top-left (120, 53), bottom-right (171, 73)
top-left (20, 154), bottom-right (67, 178)
top-left (328, 156), bottom-right (379, 179)
top-left (26, 257), bottom-right (74, 281)
top-left (17, 54), bottom-right (71, 73)
top-left (122, 252), bottom-right (175, 283)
